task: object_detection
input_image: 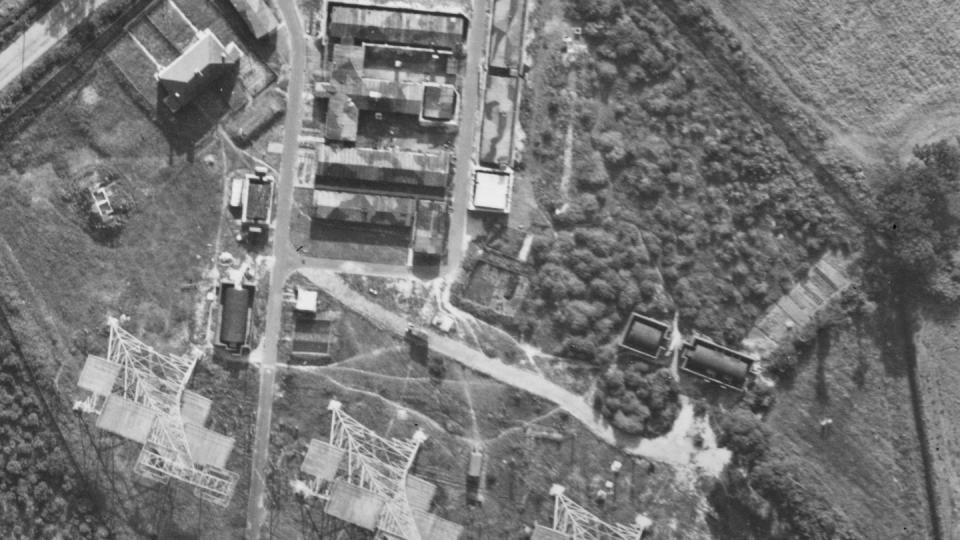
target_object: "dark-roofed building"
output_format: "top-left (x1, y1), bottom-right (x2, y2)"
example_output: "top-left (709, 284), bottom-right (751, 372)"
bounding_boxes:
top-left (317, 146), bottom-right (450, 192)
top-left (413, 199), bottom-right (446, 256)
top-left (479, 74), bottom-right (518, 166)
top-left (157, 29), bottom-right (243, 112)
top-left (422, 83), bottom-right (457, 121)
top-left (313, 190), bottom-right (415, 228)
top-left (489, 0), bottom-right (524, 71)
top-left (242, 168), bottom-right (274, 227)
top-left (619, 313), bottom-right (670, 364)
top-left (216, 281), bottom-right (255, 353)
top-left (680, 336), bottom-right (756, 391)
top-left (328, 6), bottom-right (466, 50)
top-left (229, 0), bottom-right (278, 39)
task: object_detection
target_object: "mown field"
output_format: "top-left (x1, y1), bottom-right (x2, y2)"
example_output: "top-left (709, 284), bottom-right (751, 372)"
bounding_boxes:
top-left (709, 0), bottom-right (960, 161)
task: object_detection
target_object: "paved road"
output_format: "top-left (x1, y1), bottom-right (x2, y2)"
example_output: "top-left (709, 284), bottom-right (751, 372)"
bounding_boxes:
top-left (444, 0), bottom-right (492, 275)
top-left (0, 0), bottom-right (113, 91)
top-left (245, 0), bottom-right (305, 537)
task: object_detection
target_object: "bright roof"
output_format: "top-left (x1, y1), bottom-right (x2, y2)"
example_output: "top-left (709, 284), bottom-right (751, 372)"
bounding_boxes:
top-left (473, 170), bottom-right (511, 211)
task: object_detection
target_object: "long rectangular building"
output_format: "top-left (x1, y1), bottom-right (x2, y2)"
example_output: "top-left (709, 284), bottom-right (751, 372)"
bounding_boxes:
top-left (479, 75), bottom-right (518, 166)
top-left (329, 5), bottom-right (465, 50)
top-left (317, 146), bottom-right (450, 191)
top-left (489, 0), bottom-right (524, 70)
top-left (313, 190), bottom-right (415, 228)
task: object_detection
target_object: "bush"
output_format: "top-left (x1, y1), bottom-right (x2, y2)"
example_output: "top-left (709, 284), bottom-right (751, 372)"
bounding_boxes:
top-left (595, 366), bottom-right (679, 437)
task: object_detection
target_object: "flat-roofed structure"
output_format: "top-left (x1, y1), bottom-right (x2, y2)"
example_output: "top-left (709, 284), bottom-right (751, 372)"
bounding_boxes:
top-left (313, 190), bottom-right (416, 227)
top-left (489, 0), bottom-right (524, 71)
top-left (422, 83), bottom-right (457, 121)
top-left (180, 390), bottom-right (212, 426)
top-left (414, 509), bottom-right (464, 540)
top-left (680, 336), bottom-right (756, 391)
top-left (216, 281), bottom-right (255, 353)
top-left (470, 169), bottom-right (513, 212)
top-left (77, 354), bottom-right (120, 397)
top-left (295, 287), bottom-right (319, 315)
top-left (530, 524), bottom-right (569, 540)
top-left (229, 0), bottom-right (278, 39)
top-left (96, 394), bottom-right (158, 444)
top-left (619, 313), bottom-right (670, 363)
top-left (241, 168), bottom-right (274, 225)
top-left (157, 28), bottom-right (243, 112)
top-left (406, 474), bottom-right (437, 512)
top-left (184, 423), bottom-right (235, 469)
top-left (326, 480), bottom-right (384, 530)
top-left (318, 76), bottom-right (457, 121)
top-left (413, 199), bottom-right (446, 256)
top-left (328, 5), bottom-right (465, 50)
top-left (317, 146), bottom-right (450, 193)
top-left (479, 75), bottom-right (518, 166)
top-left (301, 439), bottom-right (345, 482)
top-left (293, 317), bottom-right (336, 359)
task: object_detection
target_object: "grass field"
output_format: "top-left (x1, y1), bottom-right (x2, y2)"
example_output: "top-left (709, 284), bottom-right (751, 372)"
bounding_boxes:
top-left (709, 0), bottom-right (960, 161)
top-left (265, 290), bottom-right (722, 539)
top-left (741, 314), bottom-right (933, 538)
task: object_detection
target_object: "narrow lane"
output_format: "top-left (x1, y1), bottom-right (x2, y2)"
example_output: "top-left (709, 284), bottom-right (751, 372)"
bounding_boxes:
top-left (245, 0), bottom-right (305, 536)
top-left (445, 0), bottom-right (492, 275)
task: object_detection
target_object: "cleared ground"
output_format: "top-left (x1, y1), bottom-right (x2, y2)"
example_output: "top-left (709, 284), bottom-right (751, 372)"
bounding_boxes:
top-left (709, 0), bottom-right (960, 161)
top-left (267, 289), bottom-right (716, 539)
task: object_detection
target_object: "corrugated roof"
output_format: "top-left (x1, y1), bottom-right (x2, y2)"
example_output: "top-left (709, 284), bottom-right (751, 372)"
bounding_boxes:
top-left (317, 146), bottom-right (450, 189)
top-left (346, 78), bottom-right (424, 115)
top-left (96, 395), bottom-right (158, 444)
top-left (329, 6), bottom-right (465, 49)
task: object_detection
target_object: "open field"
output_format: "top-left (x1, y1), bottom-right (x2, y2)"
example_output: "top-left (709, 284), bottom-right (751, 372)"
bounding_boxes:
top-left (710, 312), bottom-right (933, 539)
top-left (709, 0), bottom-right (960, 162)
top-left (266, 291), bottom-right (718, 539)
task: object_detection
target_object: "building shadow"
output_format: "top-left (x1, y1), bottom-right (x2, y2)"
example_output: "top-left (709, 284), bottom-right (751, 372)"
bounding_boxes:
top-left (155, 65), bottom-right (241, 162)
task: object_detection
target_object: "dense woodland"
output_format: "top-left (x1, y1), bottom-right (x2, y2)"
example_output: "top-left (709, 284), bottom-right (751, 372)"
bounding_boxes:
top-left (0, 327), bottom-right (111, 538)
top-left (512, 0), bottom-right (856, 366)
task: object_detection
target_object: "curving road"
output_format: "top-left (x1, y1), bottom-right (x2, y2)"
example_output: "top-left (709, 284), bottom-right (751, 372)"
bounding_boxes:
top-left (245, 0), bottom-right (305, 537)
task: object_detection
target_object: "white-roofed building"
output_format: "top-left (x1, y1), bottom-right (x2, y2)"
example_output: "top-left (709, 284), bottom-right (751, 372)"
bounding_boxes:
top-left (157, 28), bottom-right (243, 112)
top-left (470, 168), bottom-right (513, 213)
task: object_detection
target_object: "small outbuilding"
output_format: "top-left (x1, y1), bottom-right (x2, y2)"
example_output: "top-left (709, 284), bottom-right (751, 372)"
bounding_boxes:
top-left (679, 336), bottom-right (756, 391)
top-left (295, 287), bottom-right (318, 315)
top-left (619, 313), bottom-right (670, 364)
top-left (470, 169), bottom-right (513, 213)
top-left (216, 280), bottom-right (255, 354)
